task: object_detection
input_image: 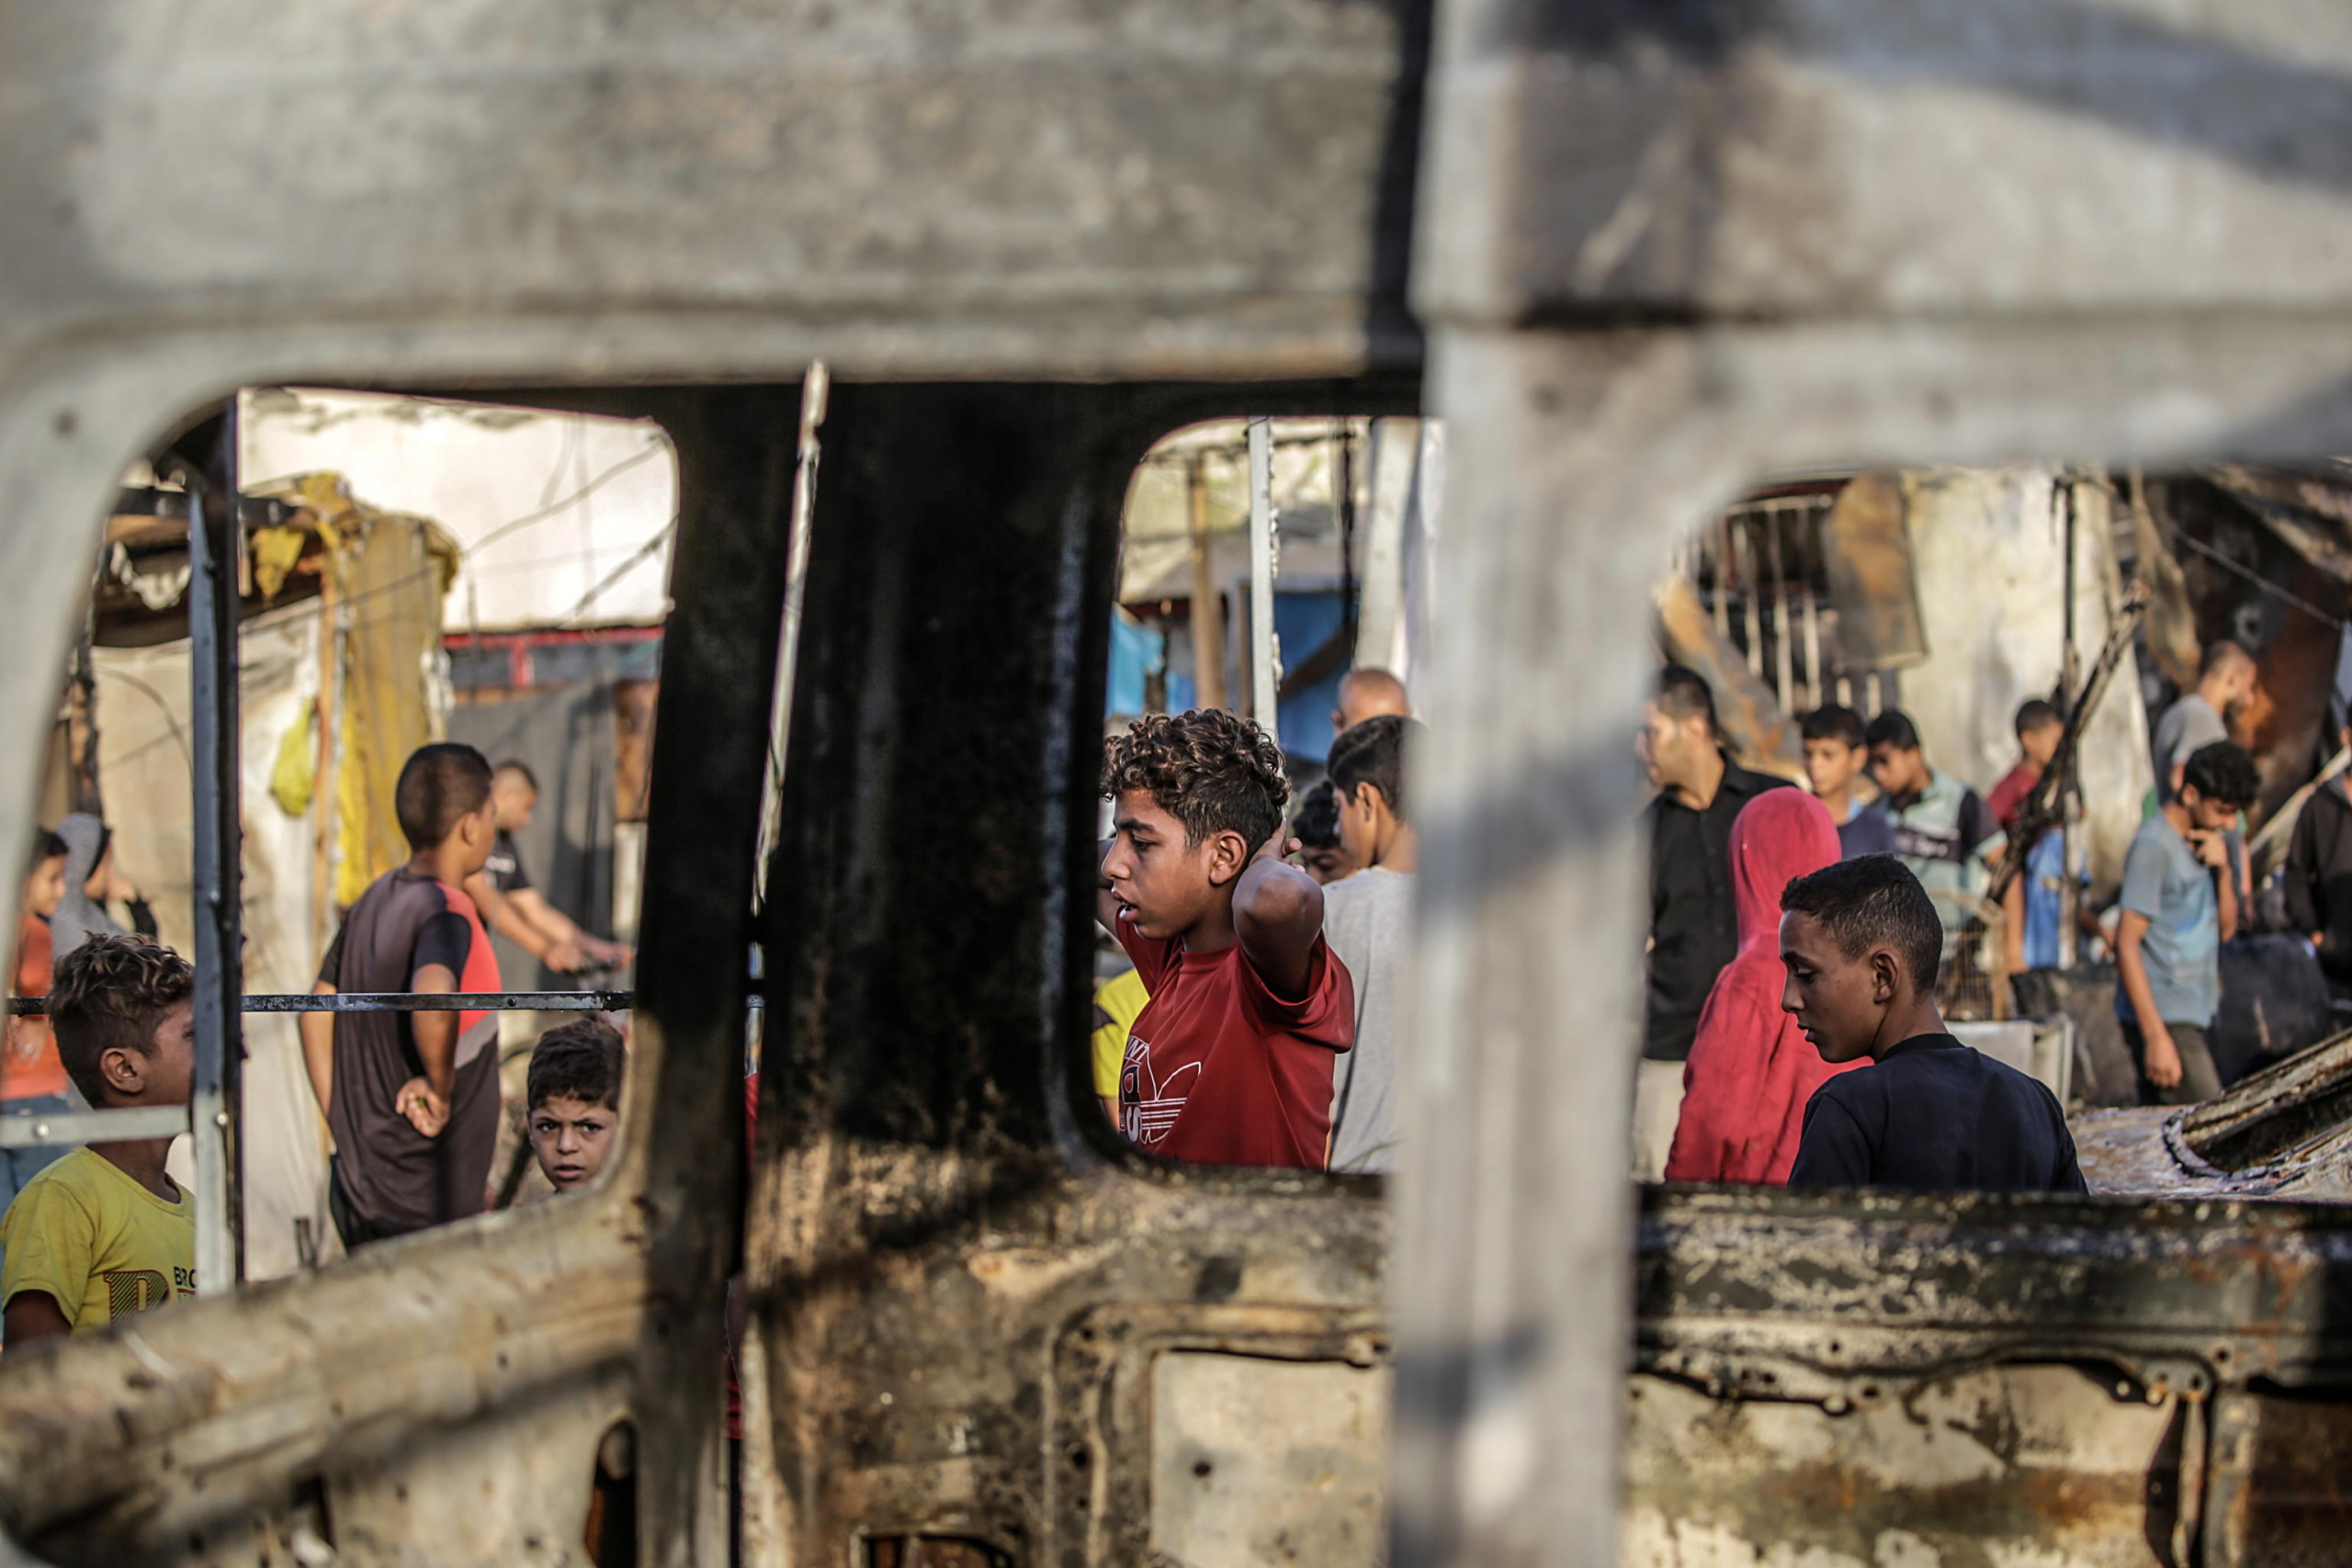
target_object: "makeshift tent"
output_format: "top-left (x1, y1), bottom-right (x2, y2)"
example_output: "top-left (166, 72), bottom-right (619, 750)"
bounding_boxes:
top-left (90, 472), bottom-right (458, 1280)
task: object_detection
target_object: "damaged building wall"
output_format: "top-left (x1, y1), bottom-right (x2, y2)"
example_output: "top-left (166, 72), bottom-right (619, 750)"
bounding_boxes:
top-left (1896, 468), bottom-right (2152, 893)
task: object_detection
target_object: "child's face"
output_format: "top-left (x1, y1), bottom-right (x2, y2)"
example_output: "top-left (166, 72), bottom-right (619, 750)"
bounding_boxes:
top-left (1298, 842), bottom-right (1356, 885)
top-left (100, 998), bottom-right (196, 1107)
top-left (2180, 787), bottom-right (2243, 834)
top-left (1102, 791), bottom-right (1240, 942)
top-left (22, 855), bottom-right (64, 919)
top-left (447, 795), bottom-right (502, 878)
top-left (1867, 743), bottom-right (1928, 800)
top-left (2019, 720), bottom-right (2064, 770)
top-left (1779, 910), bottom-right (1885, 1065)
top-left (530, 1093), bottom-right (618, 1192)
top-left (1803, 739), bottom-right (1864, 799)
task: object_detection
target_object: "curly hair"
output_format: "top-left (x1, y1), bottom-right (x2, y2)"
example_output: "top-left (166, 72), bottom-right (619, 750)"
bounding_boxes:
top-left (527, 1017), bottom-right (627, 1112)
top-left (49, 933), bottom-right (195, 1105)
top-left (1102, 709), bottom-right (1290, 853)
top-left (2182, 740), bottom-right (2260, 811)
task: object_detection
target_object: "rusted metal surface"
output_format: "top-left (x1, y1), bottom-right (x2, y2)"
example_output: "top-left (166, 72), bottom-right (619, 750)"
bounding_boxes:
top-left (1625, 1366), bottom-right (2183, 1567)
top-left (745, 378), bottom-right (1408, 1568)
top-left (2076, 1029), bottom-right (2352, 1201)
top-left (1819, 471), bottom-right (1928, 673)
top-left (22, 2), bottom-right (2352, 1566)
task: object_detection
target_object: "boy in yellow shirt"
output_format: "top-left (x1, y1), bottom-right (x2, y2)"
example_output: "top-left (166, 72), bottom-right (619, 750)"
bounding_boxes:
top-left (1, 933), bottom-right (196, 1345)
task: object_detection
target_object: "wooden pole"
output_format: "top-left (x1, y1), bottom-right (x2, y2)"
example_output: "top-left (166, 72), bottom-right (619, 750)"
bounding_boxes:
top-left (313, 559), bottom-right (339, 956)
top-left (1187, 454), bottom-right (1227, 710)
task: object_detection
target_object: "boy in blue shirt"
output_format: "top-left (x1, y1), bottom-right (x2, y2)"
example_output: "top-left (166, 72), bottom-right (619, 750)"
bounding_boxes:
top-left (2114, 740), bottom-right (2260, 1105)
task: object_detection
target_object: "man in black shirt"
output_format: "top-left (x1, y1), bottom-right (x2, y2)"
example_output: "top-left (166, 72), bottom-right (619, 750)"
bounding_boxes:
top-left (1779, 854), bottom-right (2086, 1192)
top-left (461, 761), bottom-right (633, 976)
top-left (1636, 665), bottom-right (1791, 1179)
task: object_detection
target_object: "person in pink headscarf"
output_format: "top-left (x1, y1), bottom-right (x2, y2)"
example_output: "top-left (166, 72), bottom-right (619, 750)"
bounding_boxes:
top-left (1664, 787), bottom-right (1862, 1183)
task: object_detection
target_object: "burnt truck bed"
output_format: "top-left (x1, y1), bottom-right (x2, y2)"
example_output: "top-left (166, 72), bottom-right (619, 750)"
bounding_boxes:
top-left (2077, 1031), bottom-right (2352, 1200)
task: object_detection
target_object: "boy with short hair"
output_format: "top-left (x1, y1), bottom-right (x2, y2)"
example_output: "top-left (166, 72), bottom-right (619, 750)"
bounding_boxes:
top-left (526, 1018), bottom-right (627, 1194)
top-left (1800, 706), bottom-right (1894, 860)
top-left (2115, 739), bottom-right (2261, 1105)
top-left (1987, 699), bottom-right (2064, 831)
top-left (1097, 709), bottom-right (1353, 1168)
top-left (306, 742), bottom-right (506, 1247)
top-left (1322, 715), bottom-right (1420, 1175)
top-left (1863, 709), bottom-right (2003, 940)
top-left (1780, 856), bottom-right (2085, 1191)
top-left (3, 830), bottom-right (76, 1219)
top-left (1291, 780), bottom-right (1357, 886)
top-left (1, 933), bottom-right (198, 1344)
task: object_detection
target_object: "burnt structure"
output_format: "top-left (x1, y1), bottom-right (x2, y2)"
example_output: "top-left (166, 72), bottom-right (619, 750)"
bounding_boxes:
top-left (5, 3), bottom-right (2352, 1566)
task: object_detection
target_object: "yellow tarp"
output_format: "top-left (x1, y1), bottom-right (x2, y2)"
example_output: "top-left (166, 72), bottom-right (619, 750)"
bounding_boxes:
top-left (273, 473), bottom-right (459, 908)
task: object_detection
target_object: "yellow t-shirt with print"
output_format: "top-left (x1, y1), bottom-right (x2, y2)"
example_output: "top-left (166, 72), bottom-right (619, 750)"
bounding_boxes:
top-left (1, 1146), bottom-right (196, 1332)
top-left (1091, 968), bottom-right (1150, 1100)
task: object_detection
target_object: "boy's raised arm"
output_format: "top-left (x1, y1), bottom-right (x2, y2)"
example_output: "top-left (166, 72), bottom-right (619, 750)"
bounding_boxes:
top-left (1234, 833), bottom-right (1322, 998)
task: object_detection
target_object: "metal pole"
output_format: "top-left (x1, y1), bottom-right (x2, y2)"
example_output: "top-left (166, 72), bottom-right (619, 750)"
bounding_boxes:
top-left (2059, 478), bottom-right (2080, 970)
top-left (184, 412), bottom-right (245, 1291)
top-left (756, 362), bottom-right (829, 887)
top-left (1765, 505), bottom-right (1793, 713)
top-left (1246, 417), bottom-right (1281, 731)
top-left (1735, 513), bottom-right (1764, 678)
top-left (1187, 454), bottom-right (1227, 710)
top-left (1802, 505), bottom-right (1826, 713)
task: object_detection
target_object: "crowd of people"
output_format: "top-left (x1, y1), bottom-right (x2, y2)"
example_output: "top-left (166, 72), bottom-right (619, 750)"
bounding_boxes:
top-left (0, 632), bottom-right (2299, 1341)
top-left (0, 742), bottom-right (634, 1345)
top-left (1645, 642), bottom-right (2274, 1192)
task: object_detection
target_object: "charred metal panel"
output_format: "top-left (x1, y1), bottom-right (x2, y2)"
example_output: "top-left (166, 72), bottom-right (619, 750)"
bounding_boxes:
top-left (0, 386), bottom-right (793, 1568)
top-left (1419, 1), bottom-right (2352, 322)
top-left (746, 378), bottom-right (1411, 1568)
top-left (1624, 1367), bottom-right (2183, 1568)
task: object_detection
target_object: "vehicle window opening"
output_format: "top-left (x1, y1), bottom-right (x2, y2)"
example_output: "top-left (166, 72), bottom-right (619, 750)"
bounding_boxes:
top-left (5, 387), bottom-right (680, 1304)
top-left (1646, 464), bottom-right (2352, 1198)
top-left (1091, 417), bottom-right (1434, 1179)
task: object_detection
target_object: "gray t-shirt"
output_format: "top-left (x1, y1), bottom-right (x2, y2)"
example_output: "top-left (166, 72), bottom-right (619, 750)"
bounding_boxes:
top-left (2154, 694), bottom-right (2228, 804)
top-left (2114, 814), bottom-right (2221, 1029)
top-left (1321, 867), bottom-right (1411, 1174)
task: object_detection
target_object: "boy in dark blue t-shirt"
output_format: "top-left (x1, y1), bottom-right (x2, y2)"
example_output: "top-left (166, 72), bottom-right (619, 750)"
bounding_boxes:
top-left (1779, 854), bottom-right (2085, 1193)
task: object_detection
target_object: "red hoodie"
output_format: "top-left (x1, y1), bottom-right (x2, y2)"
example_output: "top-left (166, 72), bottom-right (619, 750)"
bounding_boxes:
top-left (1664, 788), bottom-right (1862, 1184)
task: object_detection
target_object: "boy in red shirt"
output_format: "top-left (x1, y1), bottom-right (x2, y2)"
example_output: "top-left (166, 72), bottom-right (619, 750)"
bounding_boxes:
top-left (2, 830), bottom-right (75, 1229)
top-left (1097, 710), bottom-right (1353, 1168)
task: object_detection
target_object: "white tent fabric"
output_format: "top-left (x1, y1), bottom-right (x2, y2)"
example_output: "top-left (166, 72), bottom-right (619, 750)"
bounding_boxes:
top-left (242, 387), bottom-right (678, 633)
top-left (94, 602), bottom-right (340, 1280)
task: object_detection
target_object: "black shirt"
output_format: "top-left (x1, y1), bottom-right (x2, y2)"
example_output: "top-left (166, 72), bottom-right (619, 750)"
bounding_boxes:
top-left (1788, 1033), bottom-right (2088, 1193)
top-left (1644, 757), bottom-right (1791, 1061)
top-left (2285, 777), bottom-right (2352, 983)
top-left (482, 829), bottom-right (533, 896)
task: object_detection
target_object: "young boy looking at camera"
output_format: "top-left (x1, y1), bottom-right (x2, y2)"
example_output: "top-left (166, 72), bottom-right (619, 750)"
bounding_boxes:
top-left (1097, 710), bottom-right (1354, 1168)
top-left (1779, 855), bottom-right (2085, 1192)
top-left (1, 934), bottom-right (198, 1345)
top-left (526, 1018), bottom-right (626, 1194)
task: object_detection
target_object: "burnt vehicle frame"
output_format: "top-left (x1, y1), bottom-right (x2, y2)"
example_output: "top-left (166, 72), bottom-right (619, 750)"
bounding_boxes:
top-left (5, 1), bottom-right (2352, 1565)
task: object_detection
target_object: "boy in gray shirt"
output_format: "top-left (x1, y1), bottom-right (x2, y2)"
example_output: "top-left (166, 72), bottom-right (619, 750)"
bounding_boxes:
top-left (2115, 740), bottom-right (2259, 1105)
top-left (1321, 715), bottom-right (1422, 1174)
